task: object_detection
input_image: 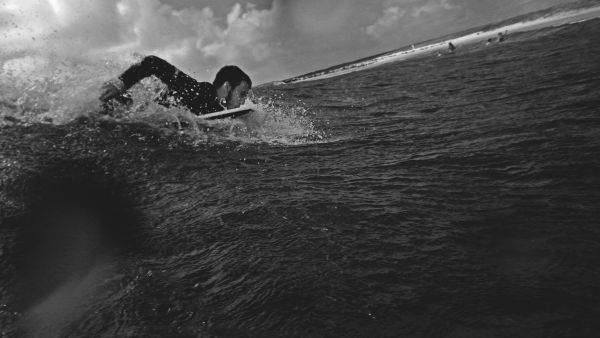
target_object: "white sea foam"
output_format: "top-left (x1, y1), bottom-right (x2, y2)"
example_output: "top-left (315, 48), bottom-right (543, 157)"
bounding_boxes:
top-left (184, 97), bottom-right (328, 146)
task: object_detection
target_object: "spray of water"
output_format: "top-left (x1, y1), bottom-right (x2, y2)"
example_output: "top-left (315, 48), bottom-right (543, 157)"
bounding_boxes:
top-left (0, 53), bottom-right (135, 124)
top-left (0, 54), bottom-right (328, 146)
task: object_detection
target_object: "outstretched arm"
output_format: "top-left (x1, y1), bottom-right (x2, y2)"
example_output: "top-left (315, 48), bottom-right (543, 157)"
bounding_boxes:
top-left (100, 55), bottom-right (200, 102)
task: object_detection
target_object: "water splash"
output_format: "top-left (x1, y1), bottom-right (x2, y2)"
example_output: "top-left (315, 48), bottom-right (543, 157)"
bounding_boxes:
top-left (0, 54), bottom-right (329, 146)
top-left (0, 54), bottom-right (134, 124)
top-left (188, 95), bottom-right (328, 146)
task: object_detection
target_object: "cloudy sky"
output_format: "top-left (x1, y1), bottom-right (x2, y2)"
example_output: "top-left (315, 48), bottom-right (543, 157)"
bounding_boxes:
top-left (1, 0), bottom-right (570, 84)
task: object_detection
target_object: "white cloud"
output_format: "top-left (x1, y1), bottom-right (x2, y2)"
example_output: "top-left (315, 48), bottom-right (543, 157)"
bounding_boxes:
top-left (364, 6), bottom-right (407, 39)
top-left (198, 2), bottom-right (281, 65)
top-left (412, 0), bottom-right (458, 17)
top-left (0, 0), bottom-right (282, 82)
top-left (364, 0), bottom-right (461, 42)
top-left (112, 0), bottom-right (281, 70)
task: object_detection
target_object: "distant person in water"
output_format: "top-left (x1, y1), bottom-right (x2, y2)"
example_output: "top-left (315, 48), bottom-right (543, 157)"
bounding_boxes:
top-left (497, 32), bottom-right (505, 42)
top-left (100, 55), bottom-right (252, 115)
top-left (448, 42), bottom-right (456, 53)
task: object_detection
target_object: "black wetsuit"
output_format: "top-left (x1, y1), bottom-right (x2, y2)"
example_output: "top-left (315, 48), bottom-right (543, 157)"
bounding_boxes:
top-left (118, 55), bottom-right (223, 115)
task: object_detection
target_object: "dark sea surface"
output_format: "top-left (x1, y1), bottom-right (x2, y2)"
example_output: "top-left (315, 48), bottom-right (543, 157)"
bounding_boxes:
top-left (1, 17), bottom-right (600, 337)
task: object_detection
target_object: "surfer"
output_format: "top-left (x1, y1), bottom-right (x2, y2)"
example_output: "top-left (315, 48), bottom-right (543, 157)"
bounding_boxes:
top-left (497, 32), bottom-right (505, 42)
top-left (448, 42), bottom-right (456, 53)
top-left (99, 55), bottom-right (252, 115)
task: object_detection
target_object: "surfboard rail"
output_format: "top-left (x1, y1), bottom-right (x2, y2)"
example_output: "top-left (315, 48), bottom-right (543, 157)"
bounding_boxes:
top-left (198, 106), bottom-right (256, 120)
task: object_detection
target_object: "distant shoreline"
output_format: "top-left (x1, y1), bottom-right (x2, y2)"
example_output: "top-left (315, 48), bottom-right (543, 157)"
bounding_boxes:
top-left (280, 5), bottom-right (600, 85)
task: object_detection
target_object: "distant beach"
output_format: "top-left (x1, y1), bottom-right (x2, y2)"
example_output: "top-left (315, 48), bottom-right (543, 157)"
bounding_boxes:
top-left (283, 5), bottom-right (600, 84)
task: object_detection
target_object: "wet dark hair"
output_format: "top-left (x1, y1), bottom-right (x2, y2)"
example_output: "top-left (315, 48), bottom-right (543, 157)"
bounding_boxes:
top-left (213, 65), bottom-right (252, 89)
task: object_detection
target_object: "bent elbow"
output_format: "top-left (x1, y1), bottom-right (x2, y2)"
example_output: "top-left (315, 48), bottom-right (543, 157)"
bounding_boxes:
top-left (143, 55), bottom-right (165, 66)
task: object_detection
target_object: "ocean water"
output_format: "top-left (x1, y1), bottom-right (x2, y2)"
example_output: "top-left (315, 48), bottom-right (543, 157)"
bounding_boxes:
top-left (1, 17), bottom-right (600, 337)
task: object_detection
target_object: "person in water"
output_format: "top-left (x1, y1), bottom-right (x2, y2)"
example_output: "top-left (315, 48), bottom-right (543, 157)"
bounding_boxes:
top-left (448, 42), bottom-right (456, 53)
top-left (100, 55), bottom-right (252, 115)
top-left (497, 32), bottom-right (505, 43)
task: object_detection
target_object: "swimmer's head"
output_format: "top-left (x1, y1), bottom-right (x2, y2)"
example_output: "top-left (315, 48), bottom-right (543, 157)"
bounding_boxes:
top-left (214, 66), bottom-right (252, 109)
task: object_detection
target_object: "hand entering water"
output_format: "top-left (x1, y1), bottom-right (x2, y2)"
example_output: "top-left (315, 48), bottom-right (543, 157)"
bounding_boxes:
top-left (99, 80), bottom-right (125, 103)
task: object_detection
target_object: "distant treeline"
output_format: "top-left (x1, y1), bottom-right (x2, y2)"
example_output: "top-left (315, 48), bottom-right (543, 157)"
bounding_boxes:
top-left (282, 0), bottom-right (600, 83)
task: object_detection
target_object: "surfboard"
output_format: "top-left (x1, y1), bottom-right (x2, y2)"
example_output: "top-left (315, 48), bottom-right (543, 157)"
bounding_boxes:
top-left (198, 107), bottom-right (256, 120)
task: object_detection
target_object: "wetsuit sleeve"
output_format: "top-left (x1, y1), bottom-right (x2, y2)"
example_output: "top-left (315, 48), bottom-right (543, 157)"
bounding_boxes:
top-left (118, 55), bottom-right (195, 91)
top-left (117, 55), bottom-right (222, 115)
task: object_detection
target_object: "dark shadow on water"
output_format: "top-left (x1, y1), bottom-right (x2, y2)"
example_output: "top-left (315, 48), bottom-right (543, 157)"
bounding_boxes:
top-left (4, 159), bottom-right (145, 336)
